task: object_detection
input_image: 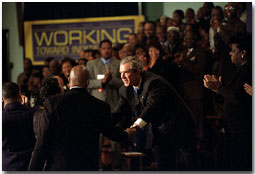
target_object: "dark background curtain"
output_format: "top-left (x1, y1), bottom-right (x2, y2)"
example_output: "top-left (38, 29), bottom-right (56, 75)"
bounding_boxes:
top-left (24, 2), bottom-right (139, 21)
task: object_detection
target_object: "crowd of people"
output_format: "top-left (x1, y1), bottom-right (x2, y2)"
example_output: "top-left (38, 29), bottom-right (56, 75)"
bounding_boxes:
top-left (2, 2), bottom-right (252, 171)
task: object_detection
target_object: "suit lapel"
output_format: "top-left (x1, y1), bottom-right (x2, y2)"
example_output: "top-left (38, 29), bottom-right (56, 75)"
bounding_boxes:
top-left (126, 86), bottom-right (139, 107)
top-left (97, 58), bottom-right (106, 73)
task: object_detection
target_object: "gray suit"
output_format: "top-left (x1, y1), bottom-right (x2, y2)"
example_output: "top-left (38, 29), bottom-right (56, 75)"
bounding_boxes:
top-left (87, 57), bottom-right (123, 110)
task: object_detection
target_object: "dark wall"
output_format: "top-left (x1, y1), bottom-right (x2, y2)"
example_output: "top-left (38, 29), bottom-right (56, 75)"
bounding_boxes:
top-left (24, 2), bottom-right (139, 21)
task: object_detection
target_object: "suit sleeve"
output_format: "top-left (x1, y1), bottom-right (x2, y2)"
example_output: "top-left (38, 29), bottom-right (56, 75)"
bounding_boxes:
top-left (28, 98), bottom-right (53, 171)
top-left (87, 60), bottom-right (103, 89)
top-left (179, 49), bottom-right (210, 74)
top-left (111, 91), bottom-right (133, 128)
top-left (139, 80), bottom-right (175, 124)
top-left (95, 102), bottom-right (131, 145)
top-left (218, 66), bottom-right (251, 105)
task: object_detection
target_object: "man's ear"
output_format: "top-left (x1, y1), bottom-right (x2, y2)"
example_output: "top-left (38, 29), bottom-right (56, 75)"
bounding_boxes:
top-left (136, 69), bottom-right (142, 76)
top-left (242, 50), bottom-right (247, 57)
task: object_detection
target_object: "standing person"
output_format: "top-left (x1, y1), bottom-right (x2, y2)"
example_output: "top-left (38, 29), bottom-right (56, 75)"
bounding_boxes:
top-left (17, 58), bottom-right (34, 97)
top-left (87, 39), bottom-right (122, 110)
top-left (113, 56), bottom-right (195, 170)
top-left (174, 30), bottom-right (212, 151)
top-left (185, 8), bottom-right (196, 25)
top-left (60, 57), bottom-right (76, 91)
top-left (2, 82), bottom-right (35, 171)
top-left (173, 9), bottom-right (186, 32)
top-left (164, 26), bottom-right (184, 62)
top-left (28, 65), bottom-right (135, 171)
top-left (143, 21), bottom-right (158, 47)
top-left (147, 42), bottom-right (180, 89)
top-left (155, 25), bottom-right (167, 51)
top-left (204, 33), bottom-right (252, 171)
top-left (128, 33), bottom-right (138, 50)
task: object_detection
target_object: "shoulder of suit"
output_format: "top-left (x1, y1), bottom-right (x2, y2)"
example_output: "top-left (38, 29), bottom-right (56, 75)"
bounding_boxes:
top-left (87, 58), bottom-right (101, 66)
top-left (109, 58), bottom-right (120, 66)
top-left (90, 94), bottom-right (110, 110)
top-left (111, 57), bottom-right (120, 62)
top-left (47, 93), bottom-right (64, 105)
top-left (119, 85), bottom-right (127, 93)
top-left (143, 72), bottom-right (169, 87)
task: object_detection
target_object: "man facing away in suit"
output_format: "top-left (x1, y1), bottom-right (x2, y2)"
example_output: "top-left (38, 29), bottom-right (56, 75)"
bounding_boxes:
top-left (2, 82), bottom-right (35, 171)
top-left (28, 65), bottom-right (135, 171)
top-left (113, 56), bottom-right (196, 170)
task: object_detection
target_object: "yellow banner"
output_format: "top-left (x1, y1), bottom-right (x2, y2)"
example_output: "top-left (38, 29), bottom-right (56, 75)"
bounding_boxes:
top-left (24, 15), bottom-right (144, 65)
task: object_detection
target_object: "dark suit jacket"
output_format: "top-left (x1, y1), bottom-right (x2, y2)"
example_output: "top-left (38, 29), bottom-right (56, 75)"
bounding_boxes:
top-left (178, 47), bottom-right (212, 101)
top-left (218, 63), bottom-right (252, 133)
top-left (28, 88), bottom-right (130, 171)
top-left (2, 102), bottom-right (35, 171)
top-left (113, 72), bottom-right (195, 148)
top-left (148, 58), bottom-right (180, 89)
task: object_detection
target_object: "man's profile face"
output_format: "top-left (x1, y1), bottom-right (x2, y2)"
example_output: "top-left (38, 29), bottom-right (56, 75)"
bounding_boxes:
top-left (100, 42), bottom-right (112, 59)
top-left (120, 63), bottom-right (139, 87)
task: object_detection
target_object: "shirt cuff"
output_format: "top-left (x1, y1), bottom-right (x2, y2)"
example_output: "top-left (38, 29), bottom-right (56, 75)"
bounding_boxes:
top-left (134, 118), bottom-right (147, 128)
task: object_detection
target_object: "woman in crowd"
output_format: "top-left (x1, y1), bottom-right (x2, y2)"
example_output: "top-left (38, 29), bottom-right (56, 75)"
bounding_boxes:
top-left (60, 57), bottom-right (77, 91)
top-left (29, 76), bottom-right (63, 170)
top-left (203, 33), bottom-right (252, 170)
top-left (147, 42), bottom-right (180, 88)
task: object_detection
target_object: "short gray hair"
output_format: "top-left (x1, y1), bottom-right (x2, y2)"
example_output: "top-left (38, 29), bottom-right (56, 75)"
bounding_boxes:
top-left (120, 56), bottom-right (143, 71)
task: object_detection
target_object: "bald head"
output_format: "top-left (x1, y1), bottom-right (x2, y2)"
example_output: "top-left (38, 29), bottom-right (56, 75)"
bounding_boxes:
top-left (69, 65), bottom-right (89, 88)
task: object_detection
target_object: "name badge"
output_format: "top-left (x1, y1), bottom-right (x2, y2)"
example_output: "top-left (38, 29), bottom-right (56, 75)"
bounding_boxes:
top-left (97, 74), bottom-right (105, 80)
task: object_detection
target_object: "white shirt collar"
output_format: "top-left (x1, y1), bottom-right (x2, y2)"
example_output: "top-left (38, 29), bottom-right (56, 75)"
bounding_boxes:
top-left (70, 86), bottom-right (83, 89)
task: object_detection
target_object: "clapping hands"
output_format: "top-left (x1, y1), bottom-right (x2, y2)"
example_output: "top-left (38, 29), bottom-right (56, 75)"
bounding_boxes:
top-left (102, 68), bottom-right (112, 84)
top-left (244, 83), bottom-right (252, 96)
top-left (203, 74), bottom-right (222, 93)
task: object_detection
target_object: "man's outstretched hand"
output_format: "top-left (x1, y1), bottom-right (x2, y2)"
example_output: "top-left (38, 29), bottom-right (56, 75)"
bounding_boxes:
top-left (124, 127), bottom-right (137, 141)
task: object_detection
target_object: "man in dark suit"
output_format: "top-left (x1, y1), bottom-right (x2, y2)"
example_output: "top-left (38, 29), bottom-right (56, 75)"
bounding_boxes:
top-left (174, 30), bottom-right (212, 151)
top-left (113, 56), bottom-right (195, 170)
top-left (28, 65), bottom-right (135, 171)
top-left (2, 82), bottom-right (35, 171)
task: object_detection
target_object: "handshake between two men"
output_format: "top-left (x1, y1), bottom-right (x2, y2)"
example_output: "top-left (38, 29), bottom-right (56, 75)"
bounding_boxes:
top-left (123, 118), bottom-right (148, 142)
top-left (124, 124), bottom-right (139, 142)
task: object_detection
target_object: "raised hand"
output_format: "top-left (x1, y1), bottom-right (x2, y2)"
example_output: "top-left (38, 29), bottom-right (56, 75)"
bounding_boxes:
top-left (244, 83), bottom-right (252, 96)
top-left (203, 75), bottom-right (221, 93)
top-left (20, 95), bottom-right (29, 105)
top-left (102, 68), bottom-right (112, 84)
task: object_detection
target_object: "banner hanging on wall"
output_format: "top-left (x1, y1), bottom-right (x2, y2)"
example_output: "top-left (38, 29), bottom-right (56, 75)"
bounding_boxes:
top-left (24, 15), bottom-right (144, 65)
